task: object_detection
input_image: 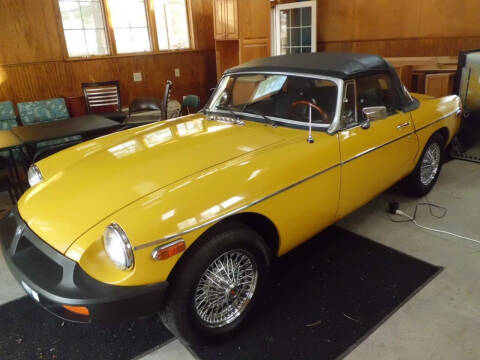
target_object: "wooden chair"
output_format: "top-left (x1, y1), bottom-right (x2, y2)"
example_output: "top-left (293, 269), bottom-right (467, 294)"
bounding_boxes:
top-left (82, 80), bottom-right (127, 122)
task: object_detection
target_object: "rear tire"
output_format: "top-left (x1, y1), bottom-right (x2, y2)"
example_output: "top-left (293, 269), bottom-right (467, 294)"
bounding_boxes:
top-left (160, 222), bottom-right (271, 345)
top-left (402, 133), bottom-right (445, 197)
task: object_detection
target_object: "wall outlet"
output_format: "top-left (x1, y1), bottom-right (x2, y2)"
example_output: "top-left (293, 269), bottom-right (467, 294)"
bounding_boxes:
top-left (133, 72), bottom-right (143, 82)
top-left (175, 68), bottom-right (181, 78)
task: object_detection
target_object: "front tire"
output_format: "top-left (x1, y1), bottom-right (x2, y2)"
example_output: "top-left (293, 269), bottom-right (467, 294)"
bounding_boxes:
top-left (402, 133), bottom-right (445, 197)
top-left (160, 222), bottom-right (271, 345)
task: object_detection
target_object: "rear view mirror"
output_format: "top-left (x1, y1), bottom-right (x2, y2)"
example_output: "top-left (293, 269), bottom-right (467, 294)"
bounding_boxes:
top-left (361, 106), bottom-right (387, 129)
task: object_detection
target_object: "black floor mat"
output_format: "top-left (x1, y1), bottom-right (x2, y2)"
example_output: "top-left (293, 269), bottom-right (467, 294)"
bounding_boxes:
top-left (191, 226), bottom-right (441, 360)
top-left (0, 226), bottom-right (440, 360)
top-left (0, 299), bottom-right (173, 360)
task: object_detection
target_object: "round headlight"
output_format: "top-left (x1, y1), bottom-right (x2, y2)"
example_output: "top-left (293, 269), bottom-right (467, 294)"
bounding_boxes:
top-left (27, 164), bottom-right (43, 187)
top-left (103, 223), bottom-right (134, 270)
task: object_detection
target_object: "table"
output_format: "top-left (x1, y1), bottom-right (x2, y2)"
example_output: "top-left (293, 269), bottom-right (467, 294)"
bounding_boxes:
top-left (11, 114), bottom-right (120, 144)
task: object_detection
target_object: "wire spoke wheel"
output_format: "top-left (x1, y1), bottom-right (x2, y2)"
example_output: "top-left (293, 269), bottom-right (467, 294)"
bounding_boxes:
top-left (194, 249), bottom-right (258, 328)
top-left (420, 142), bottom-right (441, 186)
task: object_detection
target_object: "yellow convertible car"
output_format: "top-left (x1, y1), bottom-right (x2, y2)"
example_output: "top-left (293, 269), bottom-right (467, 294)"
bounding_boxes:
top-left (1, 53), bottom-right (461, 344)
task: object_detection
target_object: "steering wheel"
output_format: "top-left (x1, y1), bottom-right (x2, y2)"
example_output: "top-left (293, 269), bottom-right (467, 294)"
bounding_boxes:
top-left (289, 100), bottom-right (328, 123)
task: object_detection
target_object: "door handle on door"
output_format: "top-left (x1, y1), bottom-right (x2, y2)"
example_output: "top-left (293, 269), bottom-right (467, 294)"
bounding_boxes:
top-left (396, 122), bottom-right (411, 129)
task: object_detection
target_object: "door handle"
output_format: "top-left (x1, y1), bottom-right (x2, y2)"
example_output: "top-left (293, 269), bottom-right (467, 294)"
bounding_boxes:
top-left (396, 122), bottom-right (411, 129)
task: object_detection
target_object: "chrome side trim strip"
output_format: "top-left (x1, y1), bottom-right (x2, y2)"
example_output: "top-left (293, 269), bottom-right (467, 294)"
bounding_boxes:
top-left (341, 132), bottom-right (414, 165)
top-left (135, 107), bottom-right (461, 251)
top-left (341, 107), bottom-right (460, 165)
top-left (415, 108), bottom-right (460, 132)
top-left (134, 162), bottom-right (340, 251)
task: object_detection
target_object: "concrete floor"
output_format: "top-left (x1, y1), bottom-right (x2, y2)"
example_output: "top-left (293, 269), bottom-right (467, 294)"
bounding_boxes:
top-left (2, 159), bottom-right (480, 359)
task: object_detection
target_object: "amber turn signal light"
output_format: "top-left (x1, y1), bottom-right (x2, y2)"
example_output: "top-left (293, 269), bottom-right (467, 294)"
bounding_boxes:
top-left (152, 239), bottom-right (186, 261)
top-left (62, 305), bottom-right (90, 316)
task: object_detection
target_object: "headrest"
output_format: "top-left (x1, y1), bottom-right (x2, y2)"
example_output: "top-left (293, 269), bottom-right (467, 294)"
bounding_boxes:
top-left (287, 77), bottom-right (312, 93)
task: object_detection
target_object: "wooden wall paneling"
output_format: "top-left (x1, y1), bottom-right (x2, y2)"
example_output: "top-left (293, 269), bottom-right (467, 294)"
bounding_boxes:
top-left (316, 0), bottom-right (354, 42)
top-left (315, 0), bottom-right (480, 59)
top-left (419, 0), bottom-right (480, 38)
top-left (240, 39), bottom-right (269, 64)
top-left (352, 0), bottom-right (421, 40)
top-left (0, 50), bottom-right (217, 107)
top-left (319, 37), bottom-right (480, 58)
top-left (0, 0), bottom-right (64, 65)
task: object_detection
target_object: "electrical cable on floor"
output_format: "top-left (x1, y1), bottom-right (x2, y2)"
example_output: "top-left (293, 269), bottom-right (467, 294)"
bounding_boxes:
top-left (388, 199), bottom-right (480, 246)
top-left (389, 198), bottom-right (447, 224)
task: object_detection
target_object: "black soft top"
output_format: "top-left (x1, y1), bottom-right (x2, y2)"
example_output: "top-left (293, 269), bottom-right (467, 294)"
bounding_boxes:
top-left (224, 52), bottom-right (418, 111)
top-left (225, 52), bottom-right (393, 79)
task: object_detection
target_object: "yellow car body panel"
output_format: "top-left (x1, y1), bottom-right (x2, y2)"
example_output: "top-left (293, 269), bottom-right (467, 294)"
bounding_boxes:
top-left (65, 124), bottom-right (341, 285)
top-left (18, 115), bottom-right (286, 253)
top-left (409, 94), bottom-right (461, 159)
top-left (17, 94), bottom-right (461, 287)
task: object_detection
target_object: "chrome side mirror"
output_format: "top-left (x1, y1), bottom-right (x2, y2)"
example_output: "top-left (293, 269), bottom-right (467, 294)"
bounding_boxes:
top-left (360, 106), bottom-right (387, 129)
top-left (219, 91), bottom-right (229, 105)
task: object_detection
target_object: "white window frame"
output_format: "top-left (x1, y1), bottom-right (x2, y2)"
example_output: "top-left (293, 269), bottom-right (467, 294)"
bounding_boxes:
top-left (274, 1), bottom-right (317, 56)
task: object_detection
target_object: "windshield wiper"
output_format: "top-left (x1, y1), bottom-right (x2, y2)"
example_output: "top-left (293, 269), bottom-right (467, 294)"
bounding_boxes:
top-left (242, 107), bottom-right (279, 127)
top-left (213, 104), bottom-right (279, 127)
top-left (214, 105), bottom-right (240, 120)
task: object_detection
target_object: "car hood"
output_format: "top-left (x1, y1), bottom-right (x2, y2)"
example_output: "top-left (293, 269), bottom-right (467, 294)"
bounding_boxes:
top-left (18, 114), bottom-right (286, 254)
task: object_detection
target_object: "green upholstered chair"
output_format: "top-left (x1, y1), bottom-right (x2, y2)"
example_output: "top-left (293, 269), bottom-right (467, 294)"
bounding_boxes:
top-left (182, 95), bottom-right (201, 115)
top-left (17, 98), bottom-right (82, 156)
top-left (0, 101), bottom-right (18, 130)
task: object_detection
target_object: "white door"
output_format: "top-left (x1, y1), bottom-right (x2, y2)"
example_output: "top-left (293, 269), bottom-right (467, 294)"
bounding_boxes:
top-left (274, 1), bottom-right (317, 56)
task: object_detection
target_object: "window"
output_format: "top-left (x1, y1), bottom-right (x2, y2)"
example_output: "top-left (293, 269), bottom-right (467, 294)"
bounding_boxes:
top-left (154, 0), bottom-right (191, 50)
top-left (58, 0), bottom-right (110, 57)
top-left (274, 1), bottom-right (317, 55)
top-left (57, 0), bottom-right (191, 57)
top-left (209, 74), bottom-right (338, 127)
top-left (356, 74), bottom-right (397, 119)
top-left (107, 0), bottom-right (152, 53)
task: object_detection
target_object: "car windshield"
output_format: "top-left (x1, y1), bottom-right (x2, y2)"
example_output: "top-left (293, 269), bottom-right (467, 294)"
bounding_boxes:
top-left (208, 74), bottom-right (339, 127)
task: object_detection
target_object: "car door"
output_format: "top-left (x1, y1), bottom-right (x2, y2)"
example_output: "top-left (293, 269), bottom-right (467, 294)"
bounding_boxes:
top-left (337, 74), bottom-right (418, 219)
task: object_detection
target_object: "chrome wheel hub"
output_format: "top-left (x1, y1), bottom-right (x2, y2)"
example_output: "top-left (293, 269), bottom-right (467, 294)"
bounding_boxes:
top-left (194, 250), bottom-right (258, 328)
top-left (420, 142), bottom-right (441, 186)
